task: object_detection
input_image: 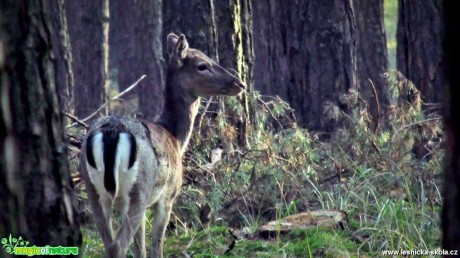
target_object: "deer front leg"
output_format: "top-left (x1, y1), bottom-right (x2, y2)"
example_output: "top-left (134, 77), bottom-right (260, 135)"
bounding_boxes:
top-left (133, 215), bottom-right (146, 258)
top-left (150, 200), bottom-right (172, 258)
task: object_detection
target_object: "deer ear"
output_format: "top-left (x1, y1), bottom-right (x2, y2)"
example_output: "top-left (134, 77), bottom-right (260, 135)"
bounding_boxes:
top-left (167, 33), bottom-right (189, 61)
top-left (175, 34), bottom-right (189, 59)
top-left (167, 33), bottom-right (179, 56)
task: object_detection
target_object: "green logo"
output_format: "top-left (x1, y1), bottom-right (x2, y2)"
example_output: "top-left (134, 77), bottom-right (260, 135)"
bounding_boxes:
top-left (2, 234), bottom-right (79, 256)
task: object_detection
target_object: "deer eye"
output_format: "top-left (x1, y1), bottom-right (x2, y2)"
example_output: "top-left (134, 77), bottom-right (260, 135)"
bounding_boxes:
top-left (197, 63), bottom-right (208, 71)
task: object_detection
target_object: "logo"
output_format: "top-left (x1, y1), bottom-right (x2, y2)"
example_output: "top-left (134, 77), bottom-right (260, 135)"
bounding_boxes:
top-left (2, 234), bottom-right (79, 256)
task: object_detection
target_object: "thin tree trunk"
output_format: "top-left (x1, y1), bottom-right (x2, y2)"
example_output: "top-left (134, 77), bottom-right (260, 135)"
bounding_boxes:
top-left (0, 1), bottom-right (81, 254)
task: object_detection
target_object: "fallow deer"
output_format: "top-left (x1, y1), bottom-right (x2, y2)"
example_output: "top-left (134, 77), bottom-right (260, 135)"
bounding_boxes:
top-left (80, 33), bottom-right (245, 258)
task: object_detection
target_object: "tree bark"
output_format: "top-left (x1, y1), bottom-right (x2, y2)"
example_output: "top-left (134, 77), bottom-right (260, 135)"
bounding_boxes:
top-left (442, 0), bottom-right (460, 250)
top-left (66, 0), bottom-right (109, 119)
top-left (0, 0), bottom-right (81, 253)
top-left (354, 0), bottom-right (389, 125)
top-left (135, 0), bottom-right (164, 120)
top-left (163, 0), bottom-right (216, 59)
top-left (44, 0), bottom-right (74, 115)
top-left (252, 0), bottom-right (358, 132)
top-left (397, 0), bottom-right (443, 107)
top-left (110, 0), bottom-right (164, 120)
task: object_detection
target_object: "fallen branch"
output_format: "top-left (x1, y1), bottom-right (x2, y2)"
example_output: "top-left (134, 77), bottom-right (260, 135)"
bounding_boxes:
top-left (66, 75), bottom-right (146, 129)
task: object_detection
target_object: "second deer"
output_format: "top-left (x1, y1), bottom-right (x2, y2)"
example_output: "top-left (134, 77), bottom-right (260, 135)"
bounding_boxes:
top-left (80, 33), bottom-right (245, 258)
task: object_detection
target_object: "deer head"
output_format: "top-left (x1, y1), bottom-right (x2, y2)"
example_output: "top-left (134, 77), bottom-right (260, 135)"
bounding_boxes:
top-left (166, 33), bottom-right (246, 97)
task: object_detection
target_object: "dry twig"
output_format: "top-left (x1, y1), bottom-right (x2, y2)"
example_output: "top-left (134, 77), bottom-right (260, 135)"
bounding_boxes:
top-left (65, 74), bottom-right (146, 129)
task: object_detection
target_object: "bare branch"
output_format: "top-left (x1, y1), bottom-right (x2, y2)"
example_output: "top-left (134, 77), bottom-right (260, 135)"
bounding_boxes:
top-left (62, 111), bottom-right (88, 128)
top-left (391, 117), bottom-right (441, 142)
top-left (197, 97), bottom-right (213, 130)
top-left (65, 74), bottom-right (146, 129)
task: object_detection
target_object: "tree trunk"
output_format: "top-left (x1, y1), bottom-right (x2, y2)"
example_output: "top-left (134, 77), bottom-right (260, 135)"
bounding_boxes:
top-left (66, 0), bottom-right (109, 119)
top-left (45, 0), bottom-right (74, 115)
top-left (163, 0), bottom-right (216, 59)
top-left (397, 0), bottom-right (443, 107)
top-left (0, 0), bottom-right (81, 253)
top-left (442, 0), bottom-right (460, 250)
top-left (110, 0), bottom-right (164, 120)
top-left (252, 0), bottom-right (358, 132)
top-left (135, 0), bottom-right (164, 120)
top-left (109, 0), bottom-right (136, 94)
top-left (354, 0), bottom-right (389, 126)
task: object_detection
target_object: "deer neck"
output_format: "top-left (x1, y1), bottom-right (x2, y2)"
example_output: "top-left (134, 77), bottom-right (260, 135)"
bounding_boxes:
top-left (158, 71), bottom-right (200, 154)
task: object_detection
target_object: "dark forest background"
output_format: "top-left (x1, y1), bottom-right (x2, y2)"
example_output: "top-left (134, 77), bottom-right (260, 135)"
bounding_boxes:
top-left (2, 0), bottom-right (460, 256)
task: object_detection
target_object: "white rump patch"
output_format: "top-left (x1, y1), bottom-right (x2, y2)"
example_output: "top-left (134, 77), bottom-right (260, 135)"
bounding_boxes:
top-left (86, 131), bottom-right (138, 209)
top-left (116, 133), bottom-right (133, 172)
top-left (115, 133), bottom-right (138, 201)
top-left (86, 131), bottom-right (109, 202)
top-left (91, 132), bottom-right (104, 172)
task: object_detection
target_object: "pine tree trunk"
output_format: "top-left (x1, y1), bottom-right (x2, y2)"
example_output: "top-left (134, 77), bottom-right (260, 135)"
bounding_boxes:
top-left (0, 0), bottom-right (81, 253)
top-left (110, 0), bottom-right (164, 120)
top-left (354, 0), bottom-right (389, 126)
top-left (252, 0), bottom-right (358, 132)
top-left (397, 0), bottom-right (443, 107)
top-left (45, 0), bottom-right (74, 115)
top-left (136, 0), bottom-right (164, 120)
top-left (66, 0), bottom-right (109, 119)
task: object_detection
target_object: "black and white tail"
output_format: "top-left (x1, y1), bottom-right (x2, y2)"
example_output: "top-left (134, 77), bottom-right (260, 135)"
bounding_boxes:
top-left (86, 121), bottom-right (137, 197)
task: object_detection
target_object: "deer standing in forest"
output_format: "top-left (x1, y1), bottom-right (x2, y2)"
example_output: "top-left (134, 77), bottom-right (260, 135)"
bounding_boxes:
top-left (80, 33), bottom-right (245, 258)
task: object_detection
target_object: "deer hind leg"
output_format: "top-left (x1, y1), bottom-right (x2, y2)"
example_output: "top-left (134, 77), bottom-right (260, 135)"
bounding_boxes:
top-left (132, 215), bottom-right (146, 258)
top-left (150, 200), bottom-right (173, 258)
top-left (100, 195), bottom-right (114, 239)
top-left (83, 173), bottom-right (114, 249)
top-left (108, 192), bottom-right (149, 258)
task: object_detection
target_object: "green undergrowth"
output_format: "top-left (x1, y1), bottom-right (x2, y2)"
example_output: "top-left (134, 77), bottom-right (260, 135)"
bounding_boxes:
top-left (82, 225), bottom-right (361, 257)
top-left (164, 227), bottom-right (359, 258)
top-left (79, 70), bottom-right (443, 257)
